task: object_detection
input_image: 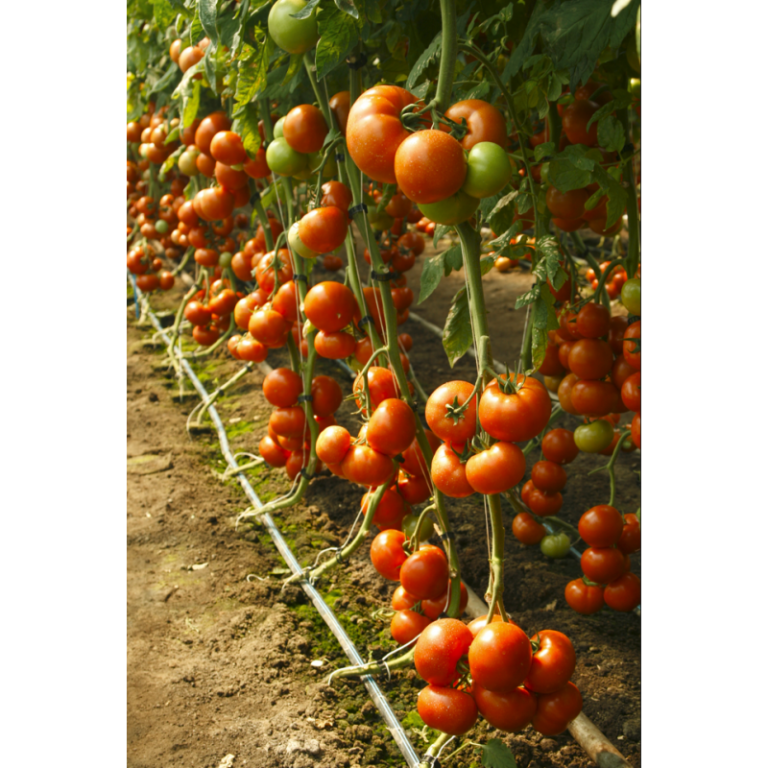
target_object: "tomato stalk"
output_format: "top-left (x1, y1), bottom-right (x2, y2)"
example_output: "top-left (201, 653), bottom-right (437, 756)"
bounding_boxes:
top-left (171, 246), bottom-right (193, 276)
top-left (328, 647), bottom-right (415, 681)
top-left (588, 429), bottom-right (633, 508)
top-left (455, 221), bottom-right (508, 623)
top-left (617, 103), bottom-right (640, 280)
top-left (592, 256), bottom-right (624, 308)
top-left (194, 361), bottom-right (255, 430)
top-left (433, 0), bottom-right (458, 114)
top-left (192, 314), bottom-right (236, 358)
top-left (418, 732), bottom-right (454, 768)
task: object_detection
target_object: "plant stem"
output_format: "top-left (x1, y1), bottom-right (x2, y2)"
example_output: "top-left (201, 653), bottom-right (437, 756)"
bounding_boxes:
top-left (434, 0), bottom-right (458, 112)
top-left (617, 107), bottom-right (640, 280)
top-left (581, 250), bottom-right (611, 310)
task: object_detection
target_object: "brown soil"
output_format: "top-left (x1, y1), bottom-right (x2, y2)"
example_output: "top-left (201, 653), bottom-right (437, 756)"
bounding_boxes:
top-left (127, 235), bottom-right (639, 768)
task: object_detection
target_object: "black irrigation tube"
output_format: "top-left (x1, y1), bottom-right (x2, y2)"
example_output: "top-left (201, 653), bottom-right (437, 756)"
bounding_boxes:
top-left (133, 288), bottom-right (422, 768)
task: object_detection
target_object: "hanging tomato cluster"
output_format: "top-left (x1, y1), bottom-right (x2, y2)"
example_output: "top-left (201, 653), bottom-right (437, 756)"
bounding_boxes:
top-left (412, 617), bottom-right (582, 737)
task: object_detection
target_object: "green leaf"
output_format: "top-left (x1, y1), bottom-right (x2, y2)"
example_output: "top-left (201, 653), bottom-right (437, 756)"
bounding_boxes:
top-left (235, 36), bottom-right (274, 105)
top-left (334, 0), bottom-right (358, 18)
top-left (484, 189), bottom-right (517, 237)
top-left (405, 31), bottom-right (441, 90)
top-left (183, 78), bottom-right (202, 127)
top-left (597, 114), bottom-right (625, 153)
top-left (515, 282), bottom-right (541, 309)
top-left (483, 738), bottom-right (517, 768)
top-left (146, 63), bottom-right (180, 98)
top-left (217, 7), bottom-right (241, 48)
top-left (480, 255), bottom-right (496, 275)
top-left (433, 224), bottom-right (451, 248)
top-left (400, 711), bottom-right (427, 730)
top-left (548, 158), bottom-right (592, 192)
top-left (592, 164), bottom-right (628, 226)
top-left (531, 288), bottom-right (558, 373)
top-left (532, 235), bottom-right (567, 290)
top-left (161, 145), bottom-right (184, 174)
top-left (283, 52), bottom-right (304, 85)
top-left (443, 287), bottom-right (473, 367)
top-left (315, 5), bottom-right (358, 80)
top-left (188, 7), bottom-right (204, 45)
top-left (533, 141), bottom-right (555, 162)
top-left (418, 251), bottom-right (446, 304)
top-left (363, 0), bottom-right (382, 23)
top-left (203, 43), bottom-right (218, 93)
top-left (198, 0), bottom-right (219, 45)
top-left (291, 0), bottom-right (321, 19)
top-left (463, 79), bottom-right (491, 101)
top-left (153, 0), bottom-right (179, 28)
top-left (443, 245), bottom-right (464, 273)
top-left (489, 219), bottom-right (524, 250)
top-left (237, 102), bottom-right (262, 155)
top-left (164, 126), bottom-right (181, 144)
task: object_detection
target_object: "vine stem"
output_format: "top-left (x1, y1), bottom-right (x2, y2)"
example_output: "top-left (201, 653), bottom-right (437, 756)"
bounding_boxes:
top-left (456, 221), bottom-right (508, 623)
top-left (418, 732), bottom-right (454, 768)
top-left (581, 250), bottom-right (611, 310)
top-left (434, 0), bottom-right (458, 112)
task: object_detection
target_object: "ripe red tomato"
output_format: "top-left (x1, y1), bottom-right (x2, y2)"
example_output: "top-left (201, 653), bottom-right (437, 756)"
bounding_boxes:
top-left (575, 302), bottom-right (610, 338)
top-left (314, 330), bottom-right (355, 360)
top-left (479, 375), bottom-right (552, 443)
top-left (417, 685), bottom-right (478, 736)
top-left (391, 609), bottom-right (432, 645)
top-left (422, 581), bottom-right (468, 620)
top-left (561, 100), bottom-right (599, 146)
top-left (370, 529), bottom-right (407, 580)
top-left (341, 444), bottom-right (394, 487)
top-left (262, 368), bottom-right (302, 408)
top-left (631, 411), bottom-right (640, 449)
top-left (269, 406), bottom-right (306, 439)
top-left (425, 381), bottom-right (477, 444)
top-left (398, 471), bottom-right (431, 505)
top-left (565, 578), bottom-right (605, 614)
top-left (617, 513), bottom-right (641, 555)
top-left (465, 442), bottom-right (526, 494)
top-left (621, 371), bottom-right (641, 412)
top-left (567, 339), bottom-right (613, 380)
top-left (474, 685), bottom-right (536, 732)
top-left (545, 186), bottom-right (590, 219)
top-left (303, 281), bottom-right (356, 333)
top-left (346, 85), bottom-right (417, 183)
top-left (578, 505), bottom-right (624, 548)
top-left (195, 111), bottom-right (231, 155)
top-left (329, 90), bottom-right (350, 135)
top-left (414, 618), bottom-right (474, 686)
top-left (283, 104), bottom-right (328, 154)
top-left (624, 320), bottom-right (641, 369)
top-left (210, 130), bottom-right (247, 166)
top-left (443, 99), bottom-right (507, 149)
top-left (581, 546), bottom-right (626, 584)
top-left (401, 430), bottom-right (440, 477)
top-left (512, 512), bottom-right (546, 545)
top-left (310, 375), bottom-right (343, 417)
top-left (570, 379), bottom-right (619, 417)
top-left (315, 425), bottom-right (351, 465)
top-left (365, 399), bottom-right (417, 457)
top-left (394, 129), bottom-right (466, 204)
top-left (531, 681), bottom-right (583, 736)
top-left (541, 429), bottom-right (579, 464)
top-left (259, 435), bottom-right (290, 468)
top-left (524, 630), bottom-right (576, 694)
top-left (431, 443), bottom-right (474, 498)
top-left (298, 206), bottom-right (348, 254)
top-left (353, 366), bottom-right (398, 415)
top-left (320, 180), bottom-right (353, 211)
top-left (531, 460), bottom-right (567, 493)
top-left (604, 572), bottom-right (641, 612)
top-left (526, 487), bottom-right (562, 517)
top-left (399, 546), bottom-right (449, 600)
top-left (469, 622), bottom-right (532, 693)
top-left (391, 584), bottom-right (419, 611)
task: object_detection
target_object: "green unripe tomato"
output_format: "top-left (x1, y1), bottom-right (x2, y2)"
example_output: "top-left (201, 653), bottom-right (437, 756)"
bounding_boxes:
top-left (540, 532), bottom-right (571, 559)
top-left (219, 251), bottom-right (233, 268)
top-left (402, 513), bottom-right (433, 543)
top-left (308, 151), bottom-right (336, 179)
top-left (178, 147), bottom-right (200, 176)
top-left (540, 161), bottom-right (551, 184)
top-left (266, 137), bottom-right (308, 177)
top-left (574, 420), bottom-right (614, 453)
top-left (418, 190), bottom-right (479, 225)
top-left (629, 78), bottom-right (641, 98)
top-left (268, 0), bottom-right (320, 55)
top-left (621, 278), bottom-right (641, 316)
top-left (462, 142), bottom-right (513, 198)
top-left (368, 209), bottom-right (394, 231)
top-left (154, 219), bottom-right (169, 234)
top-left (273, 117), bottom-right (285, 139)
top-left (288, 221), bottom-right (317, 260)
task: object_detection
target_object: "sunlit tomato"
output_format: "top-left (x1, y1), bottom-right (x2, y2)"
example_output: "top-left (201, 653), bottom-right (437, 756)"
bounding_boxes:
top-left (565, 578), bottom-right (605, 614)
top-left (362, 486), bottom-right (406, 529)
top-left (310, 375), bottom-right (343, 417)
top-left (531, 681), bottom-right (583, 736)
top-left (314, 330), bottom-right (355, 359)
top-left (179, 45), bottom-right (204, 73)
top-left (512, 512), bottom-right (546, 545)
top-left (341, 444), bottom-right (394, 487)
top-left (269, 406), bottom-right (306, 440)
top-left (391, 610), bottom-right (432, 645)
top-left (398, 471), bottom-right (432, 505)
top-left (401, 430), bottom-right (440, 478)
top-left (465, 442), bottom-right (526, 495)
top-left (315, 425), bottom-right (351, 466)
top-left (414, 618), bottom-right (474, 686)
top-left (624, 320), bottom-right (641, 370)
top-left (283, 104), bottom-right (328, 154)
top-left (370, 529), bottom-right (407, 580)
top-left (304, 281), bottom-right (356, 332)
top-left (444, 99), bottom-right (507, 149)
top-left (431, 443), bottom-right (474, 498)
top-left (541, 429), bottom-right (579, 464)
top-left (469, 621), bottom-right (532, 693)
top-left (320, 180), bottom-right (352, 211)
top-left (236, 336), bottom-right (268, 362)
top-left (195, 111), bottom-right (231, 155)
top-left (400, 546), bottom-right (449, 600)
top-left (524, 630), bottom-right (576, 694)
top-left (267, 0), bottom-right (319, 54)
top-left (209, 130), bottom-right (247, 166)
top-left (604, 572), bottom-right (641, 612)
top-left (479, 375), bottom-right (551, 442)
top-left (578, 505), bottom-right (624, 548)
top-left (184, 300), bottom-right (212, 326)
top-left (474, 685), bottom-right (537, 733)
top-left (259, 435), bottom-right (290, 468)
top-left (346, 85), bottom-right (417, 183)
top-left (417, 685), bottom-right (478, 736)
top-left (298, 206), bottom-right (348, 253)
top-left (366, 399), bottom-right (417, 457)
top-left (531, 461), bottom-right (567, 493)
top-left (581, 546), bottom-right (626, 584)
top-left (249, 307), bottom-right (288, 346)
top-left (353, 367), bottom-right (398, 414)
top-left (425, 380), bottom-right (477, 444)
top-left (392, 584), bottom-right (419, 611)
top-left (394, 130), bottom-right (466, 204)
top-left (562, 100), bottom-right (599, 146)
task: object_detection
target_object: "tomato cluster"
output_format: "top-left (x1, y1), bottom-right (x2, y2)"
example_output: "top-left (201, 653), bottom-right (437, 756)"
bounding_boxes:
top-left (413, 617), bottom-right (582, 737)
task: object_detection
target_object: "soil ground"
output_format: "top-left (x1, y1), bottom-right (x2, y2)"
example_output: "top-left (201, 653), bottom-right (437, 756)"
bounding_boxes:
top-left (127, 232), bottom-right (640, 768)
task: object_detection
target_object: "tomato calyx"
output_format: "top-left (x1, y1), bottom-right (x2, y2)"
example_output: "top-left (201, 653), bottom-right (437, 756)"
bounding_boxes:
top-left (448, 441), bottom-right (474, 465)
top-left (581, 575), bottom-right (601, 588)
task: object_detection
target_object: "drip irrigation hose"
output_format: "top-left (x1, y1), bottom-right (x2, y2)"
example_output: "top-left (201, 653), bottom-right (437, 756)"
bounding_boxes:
top-left (135, 287), bottom-right (422, 768)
